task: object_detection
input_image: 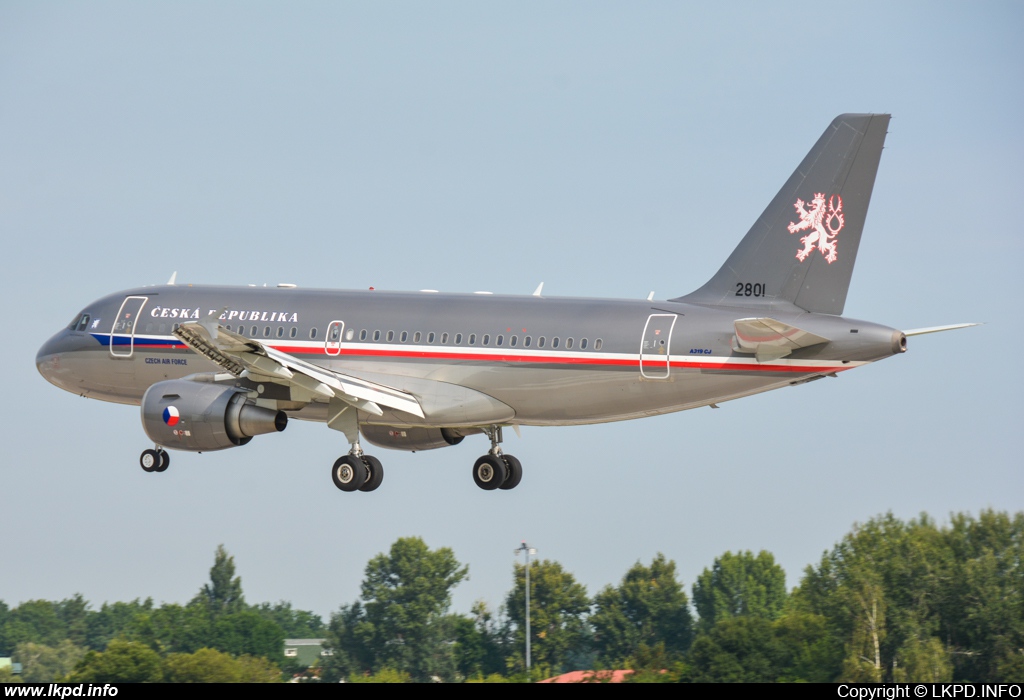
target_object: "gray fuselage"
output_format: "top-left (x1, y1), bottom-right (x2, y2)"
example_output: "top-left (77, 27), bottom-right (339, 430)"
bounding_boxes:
top-left (37, 285), bottom-right (903, 430)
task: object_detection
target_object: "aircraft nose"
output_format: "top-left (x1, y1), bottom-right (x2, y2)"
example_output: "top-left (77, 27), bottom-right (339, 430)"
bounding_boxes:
top-left (36, 330), bottom-right (79, 386)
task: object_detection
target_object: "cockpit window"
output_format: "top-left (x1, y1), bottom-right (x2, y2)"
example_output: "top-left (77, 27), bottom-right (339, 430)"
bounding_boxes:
top-left (70, 314), bottom-right (90, 332)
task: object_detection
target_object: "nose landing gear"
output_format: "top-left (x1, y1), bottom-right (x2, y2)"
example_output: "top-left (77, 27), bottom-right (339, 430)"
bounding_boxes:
top-left (140, 447), bottom-right (169, 473)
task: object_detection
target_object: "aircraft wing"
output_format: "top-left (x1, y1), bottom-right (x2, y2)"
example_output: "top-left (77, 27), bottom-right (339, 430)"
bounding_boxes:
top-left (173, 317), bottom-right (424, 419)
top-left (732, 317), bottom-right (830, 362)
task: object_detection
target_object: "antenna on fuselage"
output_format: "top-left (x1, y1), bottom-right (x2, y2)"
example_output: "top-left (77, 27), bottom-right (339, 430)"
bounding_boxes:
top-left (647, 291), bottom-right (655, 301)
top-left (532, 282), bottom-right (544, 297)
top-left (167, 271), bottom-right (177, 285)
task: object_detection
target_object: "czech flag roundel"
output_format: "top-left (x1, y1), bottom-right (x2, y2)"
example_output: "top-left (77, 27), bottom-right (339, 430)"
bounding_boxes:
top-left (163, 406), bottom-right (180, 427)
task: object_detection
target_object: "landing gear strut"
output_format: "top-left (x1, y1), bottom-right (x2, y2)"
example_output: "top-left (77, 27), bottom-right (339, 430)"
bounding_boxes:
top-left (472, 426), bottom-right (523, 491)
top-left (140, 447), bottom-right (169, 473)
top-left (331, 443), bottom-right (384, 493)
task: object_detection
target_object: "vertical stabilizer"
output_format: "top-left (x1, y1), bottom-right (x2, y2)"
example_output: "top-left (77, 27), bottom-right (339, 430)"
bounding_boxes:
top-left (677, 114), bottom-right (890, 315)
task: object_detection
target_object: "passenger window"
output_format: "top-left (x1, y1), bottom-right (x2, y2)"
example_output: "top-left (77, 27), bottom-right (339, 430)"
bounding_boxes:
top-left (310, 327), bottom-right (318, 340)
top-left (538, 337), bottom-right (546, 348)
top-left (441, 332), bottom-right (449, 344)
top-left (552, 337), bottom-right (559, 349)
top-left (277, 327), bottom-right (284, 338)
top-left (386, 330), bottom-right (394, 342)
top-left (524, 336), bottom-right (531, 347)
top-left (290, 327), bottom-right (298, 338)
top-left (566, 338), bottom-right (573, 349)
top-left (360, 330), bottom-right (367, 341)
top-left (469, 334), bottom-right (476, 345)
top-left (264, 326), bottom-right (271, 337)
top-left (345, 329), bottom-right (354, 341)
top-left (251, 325), bottom-right (258, 336)
top-left (580, 338), bottom-right (588, 350)
top-left (373, 330), bottom-right (381, 342)
top-left (496, 335), bottom-right (504, 346)
top-left (428, 332), bottom-right (435, 344)
top-left (455, 333), bottom-right (463, 344)
top-left (483, 334), bottom-right (490, 346)
top-left (510, 335), bottom-right (517, 347)
top-left (595, 339), bottom-right (603, 350)
top-left (414, 331), bottom-right (422, 343)
top-left (401, 331), bottom-right (408, 342)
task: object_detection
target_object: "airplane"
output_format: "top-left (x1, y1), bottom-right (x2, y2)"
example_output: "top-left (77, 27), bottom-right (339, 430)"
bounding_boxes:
top-left (36, 113), bottom-right (975, 493)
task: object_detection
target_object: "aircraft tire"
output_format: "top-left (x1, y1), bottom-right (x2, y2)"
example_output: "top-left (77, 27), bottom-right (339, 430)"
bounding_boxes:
top-left (359, 455), bottom-right (384, 492)
top-left (473, 455), bottom-right (507, 491)
top-left (332, 455), bottom-right (367, 492)
top-left (140, 449), bottom-right (160, 473)
top-left (499, 454), bottom-right (522, 490)
top-left (155, 449), bottom-right (170, 472)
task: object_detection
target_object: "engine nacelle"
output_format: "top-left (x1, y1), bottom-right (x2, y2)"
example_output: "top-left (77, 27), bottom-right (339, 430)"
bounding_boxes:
top-left (361, 425), bottom-right (473, 452)
top-left (141, 379), bottom-right (287, 452)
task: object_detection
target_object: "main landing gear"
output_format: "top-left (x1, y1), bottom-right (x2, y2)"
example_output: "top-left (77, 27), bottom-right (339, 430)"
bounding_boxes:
top-left (472, 426), bottom-right (522, 491)
top-left (140, 447), bottom-right (169, 473)
top-left (328, 426), bottom-right (523, 493)
top-left (331, 445), bottom-right (384, 493)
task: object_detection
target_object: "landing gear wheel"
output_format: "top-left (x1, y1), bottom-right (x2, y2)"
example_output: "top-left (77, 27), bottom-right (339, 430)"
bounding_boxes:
top-left (332, 455), bottom-right (367, 492)
top-left (155, 449), bottom-right (170, 472)
top-left (499, 454), bottom-right (522, 490)
top-left (473, 455), bottom-right (507, 491)
top-left (140, 449), bottom-right (160, 473)
top-left (359, 455), bottom-right (384, 492)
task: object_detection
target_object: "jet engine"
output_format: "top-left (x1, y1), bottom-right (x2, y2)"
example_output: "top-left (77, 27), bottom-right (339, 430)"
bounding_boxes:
top-left (361, 425), bottom-right (475, 452)
top-left (141, 379), bottom-right (287, 452)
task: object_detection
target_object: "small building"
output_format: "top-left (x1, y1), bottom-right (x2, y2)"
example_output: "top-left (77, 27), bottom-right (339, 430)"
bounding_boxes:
top-left (283, 639), bottom-right (329, 668)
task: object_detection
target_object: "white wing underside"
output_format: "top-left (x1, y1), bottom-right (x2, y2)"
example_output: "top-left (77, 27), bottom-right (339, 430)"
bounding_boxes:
top-left (173, 319), bottom-right (424, 419)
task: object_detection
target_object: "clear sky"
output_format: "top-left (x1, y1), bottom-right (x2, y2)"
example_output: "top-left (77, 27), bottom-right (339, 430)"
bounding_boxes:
top-left (2, 2), bottom-right (1021, 622)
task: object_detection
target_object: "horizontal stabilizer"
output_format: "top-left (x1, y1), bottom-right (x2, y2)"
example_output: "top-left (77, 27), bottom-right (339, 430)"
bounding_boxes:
top-left (732, 317), bottom-right (830, 362)
top-left (904, 323), bottom-right (980, 337)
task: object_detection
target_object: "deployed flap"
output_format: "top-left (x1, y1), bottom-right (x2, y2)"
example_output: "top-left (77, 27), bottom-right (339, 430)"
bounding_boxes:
top-left (732, 317), bottom-right (830, 362)
top-left (173, 320), bottom-right (424, 418)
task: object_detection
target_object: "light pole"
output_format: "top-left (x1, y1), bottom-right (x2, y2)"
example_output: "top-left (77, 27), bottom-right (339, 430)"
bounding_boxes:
top-left (514, 541), bottom-right (536, 674)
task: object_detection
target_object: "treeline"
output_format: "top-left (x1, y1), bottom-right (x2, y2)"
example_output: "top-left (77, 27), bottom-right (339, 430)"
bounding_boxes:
top-left (0, 546), bottom-right (323, 682)
top-left (2, 510), bottom-right (1021, 683)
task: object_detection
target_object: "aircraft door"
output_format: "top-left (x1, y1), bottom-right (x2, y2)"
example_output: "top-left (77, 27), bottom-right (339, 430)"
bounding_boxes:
top-left (325, 320), bottom-right (344, 356)
top-left (109, 296), bottom-right (149, 357)
top-left (640, 314), bottom-right (676, 379)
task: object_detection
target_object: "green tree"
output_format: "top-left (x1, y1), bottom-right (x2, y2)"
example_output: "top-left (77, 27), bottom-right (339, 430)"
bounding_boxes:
top-left (163, 647), bottom-right (243, 683)
top-left (795, 513), bottom-right (956, 682)
top-left (85, 599), bottom-right (154, 651)
top-left (1, 600), bottom-right (65, 650)
top-left (13, 640), bottom-right (88, 682)
top-left (0, 665), bottom-right (22, 683)
top-left (323, 537), bottom-right (468, 682)
top-left (505, 559), bottom-right (590, 674)
top-left (682, 611), bottom-right (840, 683)
top-left (66, 639), bottom-right (163, 683)
top-left (162, 647), bottom-right (282, 683)
top-left (209, 609), bottom-right (284, 659)
top-left (591, 554), bottom-right (693, 666)
top-left (451, 601), bottom-right (506, 679)
top-left (196, 545), bottom-right (245, 615)
top-left (252, 602), bottom-right (325, 638)
top-left (692, 551), bottom-right (786, 631)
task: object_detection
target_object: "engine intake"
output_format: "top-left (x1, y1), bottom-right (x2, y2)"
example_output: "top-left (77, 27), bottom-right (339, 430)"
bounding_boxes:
top-left (141, 379), bottom-right (286, 452)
